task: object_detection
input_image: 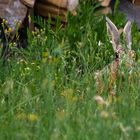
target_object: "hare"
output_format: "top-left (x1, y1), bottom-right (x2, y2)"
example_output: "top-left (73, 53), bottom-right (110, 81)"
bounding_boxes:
top-left (95, 17), bottom-right (136, 96)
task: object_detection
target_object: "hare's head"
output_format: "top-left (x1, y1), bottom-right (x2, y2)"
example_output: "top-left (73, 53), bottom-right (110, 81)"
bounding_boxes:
top-left (106, 17), bottom-right (135, 65)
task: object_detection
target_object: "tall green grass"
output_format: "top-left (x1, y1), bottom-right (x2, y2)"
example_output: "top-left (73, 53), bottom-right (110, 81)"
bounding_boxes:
top-left (0, 1), bottom-right (140, 140)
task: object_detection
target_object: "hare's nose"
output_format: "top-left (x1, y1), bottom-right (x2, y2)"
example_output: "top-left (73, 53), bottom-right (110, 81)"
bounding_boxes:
top-left (117, 47), bottom-right (124, 53)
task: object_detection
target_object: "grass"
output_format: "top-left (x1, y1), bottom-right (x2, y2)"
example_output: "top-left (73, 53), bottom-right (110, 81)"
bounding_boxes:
top-left (0, 1), bottom-right (140, 140)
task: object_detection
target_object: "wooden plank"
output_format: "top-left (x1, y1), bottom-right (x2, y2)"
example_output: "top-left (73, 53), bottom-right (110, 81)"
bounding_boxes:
top-left (98, 0), bottom-right (111, 7)
top-left (21, 0), bottom-right (36, 8)
top-left (38, 0), bottom-right (78, 14)
top-left (134, 0), bottom-right (140, 5)
top-left (129, 0), bottom-right (140, 5)
top-left (35, 2), bottom-right (67, 23)
top-left (39, 0), bottom-right (67, 9)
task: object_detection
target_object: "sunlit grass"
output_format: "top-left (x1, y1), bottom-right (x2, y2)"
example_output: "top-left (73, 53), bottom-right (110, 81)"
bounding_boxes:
top-left (0, 1), bottom-right (140, 140)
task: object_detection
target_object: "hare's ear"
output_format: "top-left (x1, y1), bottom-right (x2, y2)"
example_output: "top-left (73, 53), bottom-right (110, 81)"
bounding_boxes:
top-left (106, 17), bottom-right (120, 52)
top-left (123, 21), bottom-right (132, 50)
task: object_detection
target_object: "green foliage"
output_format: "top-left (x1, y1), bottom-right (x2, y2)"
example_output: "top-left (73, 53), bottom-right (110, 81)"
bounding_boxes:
top-left (0, 1), bottom-right (140, 140)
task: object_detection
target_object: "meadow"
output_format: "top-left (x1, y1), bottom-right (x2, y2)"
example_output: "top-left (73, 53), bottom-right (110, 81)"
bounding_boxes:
top-left (0, 1), bottom-right (140, 139)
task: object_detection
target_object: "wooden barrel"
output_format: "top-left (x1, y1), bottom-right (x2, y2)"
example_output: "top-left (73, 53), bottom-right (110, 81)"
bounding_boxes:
top-left (34, 1), bottom-right (67, 23)
top-left (34, 0), bottom-right (78, 23)
top-left (132, 0), bottom-right (140, 5)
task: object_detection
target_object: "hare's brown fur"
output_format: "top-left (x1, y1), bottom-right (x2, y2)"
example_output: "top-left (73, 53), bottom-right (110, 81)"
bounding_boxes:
top-left (95, 17), bottom-right (135, 95)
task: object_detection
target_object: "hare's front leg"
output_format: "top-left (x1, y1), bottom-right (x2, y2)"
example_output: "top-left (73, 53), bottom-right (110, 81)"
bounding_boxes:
top-left (95, 71), bottom-right (105, 95)
top-left (108, 61), bottom-right (118, 96)
top-left (94, 62), bottom-right (118, 96)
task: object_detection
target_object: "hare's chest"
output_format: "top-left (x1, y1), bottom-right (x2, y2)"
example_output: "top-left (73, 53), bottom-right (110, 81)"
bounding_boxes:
top-left (94, 63), bottom-right (118, 95)
top-left (118, 54), bottom-right (135, 74)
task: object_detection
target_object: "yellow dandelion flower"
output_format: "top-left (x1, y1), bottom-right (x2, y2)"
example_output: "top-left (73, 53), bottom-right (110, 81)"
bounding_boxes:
top-left (28, 114), bottom-right (39, 121)
top-left (42, 52), bottom-right (49, 58)
top-left (61, 88), bottom-right (77, 103)
top-left (8, 27), bottom-right (12, 33)
top-left (16, 113), bottom-right (39, 122)
top-left (42, 58), bottom-right (47, 63)
top-left (56, 109), bottom-right (65, 121)
top-left (100, 111), bottom-right (109, 119)
top-left (61, 88), bottom-right (74, 97)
